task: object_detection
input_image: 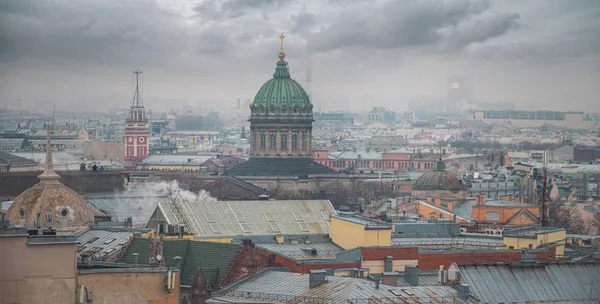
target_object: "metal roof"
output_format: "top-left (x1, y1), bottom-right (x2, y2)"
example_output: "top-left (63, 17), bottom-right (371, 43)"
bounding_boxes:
top-left (86, 193), bottom-right (168, 227)
top-left (256, 242), bottom-right (343, 259)
top-left (391, 237), bottom-right (503, 249)
top-left (0, 138), bottom-right (26, 151)
top-left (460, 263), bottom-right (600, 303)
top-left (503, 226), bottom-right (565, 238)
top-left (158, 198), bottom-right (335, 237)
top-left (140, 154), bottom-right (214, 165)
top-left (76, 228), bottom-right (134, 261)
top-left (216, 270), bottom-right (460, 303)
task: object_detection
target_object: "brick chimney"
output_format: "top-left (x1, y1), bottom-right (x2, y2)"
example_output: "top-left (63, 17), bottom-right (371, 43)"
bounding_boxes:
top-left (475, 194), bottom-right (486, 206)
top-left (447, 201), bottom-right (453, 211)
top-left (434, 199), bottom-right (442, 207)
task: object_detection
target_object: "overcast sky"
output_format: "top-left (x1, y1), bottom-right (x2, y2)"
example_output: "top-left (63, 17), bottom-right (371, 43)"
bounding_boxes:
top-left (0, 0), bottom-right (598, 113)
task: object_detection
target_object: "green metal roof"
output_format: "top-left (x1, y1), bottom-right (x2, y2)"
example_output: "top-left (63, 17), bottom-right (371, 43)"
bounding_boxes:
top-left (122, 237), bottom-right (240, 288)
top-left (252, 60), bottom-right (310, 108)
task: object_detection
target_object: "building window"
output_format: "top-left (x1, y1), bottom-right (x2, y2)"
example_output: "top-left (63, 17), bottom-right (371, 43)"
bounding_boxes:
top-left (417, 163), bottom-right (420, 169)
top-left (260, 133), bottom-right (266, 149)
top-left (292, 134), bottom-right (298, 149)
top-left (301, 134), bottom-right (306, 149)
top-left (281, 134), bottom-right (288, 149)
top-left (270, 134), bottom-right (276, 149)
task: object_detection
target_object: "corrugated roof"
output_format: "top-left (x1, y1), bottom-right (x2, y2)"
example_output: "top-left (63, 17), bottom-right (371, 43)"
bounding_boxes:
top-left (77, 228), bottom-right (134, 260)
top-left (460, 263), bottom-right (600, 303)
top-left (158, 198), bottom-right (335, 237)
top-left (140, 154), bottom-right (214, 165)
top-left (391, 237), bottom-right (503, 248)
top-left (216, 270), bottom-right (460, 302)
top-left (256, 242), bottom-right (342, 259)
top-left (86, 194), bottom-right (168, 227)
top-left (0, 138), bottom-right (26, 151)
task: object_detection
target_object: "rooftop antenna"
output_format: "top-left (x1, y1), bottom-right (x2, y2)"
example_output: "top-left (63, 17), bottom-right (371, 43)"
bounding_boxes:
top-left (132, 69), bottom-right (143, 107)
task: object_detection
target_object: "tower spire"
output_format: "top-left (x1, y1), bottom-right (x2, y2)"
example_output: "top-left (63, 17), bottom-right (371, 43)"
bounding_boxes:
top-left (132, 69), bottom-right (143, 107)
top-left (38, 122), bottom-right (60, 183)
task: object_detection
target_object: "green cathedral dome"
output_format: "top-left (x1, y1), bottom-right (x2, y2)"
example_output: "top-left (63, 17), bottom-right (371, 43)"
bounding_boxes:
top-left (252, 59), bottom-right (311, 111)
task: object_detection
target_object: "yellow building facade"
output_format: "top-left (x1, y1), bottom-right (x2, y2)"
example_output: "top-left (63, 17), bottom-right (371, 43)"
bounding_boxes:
top-left (328, 216), bottom-right (392, 250)
top-left (503, 227), bottom-right (566, 257)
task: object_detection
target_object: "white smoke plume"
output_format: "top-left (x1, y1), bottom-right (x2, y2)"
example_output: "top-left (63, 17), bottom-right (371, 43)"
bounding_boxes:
top-left (104, 179), bottom-right (216, 227)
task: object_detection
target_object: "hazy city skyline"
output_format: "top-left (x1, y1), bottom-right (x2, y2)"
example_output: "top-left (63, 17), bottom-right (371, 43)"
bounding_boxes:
top-left (0, 0), bottom-right (598, 112)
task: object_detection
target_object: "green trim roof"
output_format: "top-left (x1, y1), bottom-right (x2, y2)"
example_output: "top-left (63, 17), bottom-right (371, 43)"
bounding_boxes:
top-left (122, 237), bottom-right (240, 287)
top-left (252, 60), bottom-right (310, 108)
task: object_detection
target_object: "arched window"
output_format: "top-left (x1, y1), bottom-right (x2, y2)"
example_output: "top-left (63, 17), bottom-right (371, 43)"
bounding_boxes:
top-left (281, 134), bottom-right (288, 149)
top-left (270, 134), bottom-right (276, 149)
top-left (292, 134), bottom-right (298, 149)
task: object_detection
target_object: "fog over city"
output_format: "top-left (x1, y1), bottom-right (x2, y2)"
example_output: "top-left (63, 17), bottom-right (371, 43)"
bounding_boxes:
top-left (0, 0), bottom-right (598, 112)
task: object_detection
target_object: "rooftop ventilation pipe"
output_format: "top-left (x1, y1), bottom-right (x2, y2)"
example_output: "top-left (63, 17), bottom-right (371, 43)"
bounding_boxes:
top-left (309, 269), bottom-right (327, 289)
top-left (132, 253), bottom-right (139, 264)
top-left (457, 283), bottom-right (470, 300)
top-left (405, 265), bottom-right (419, 286)
top-left (384, 256), bottom-right (393, 272)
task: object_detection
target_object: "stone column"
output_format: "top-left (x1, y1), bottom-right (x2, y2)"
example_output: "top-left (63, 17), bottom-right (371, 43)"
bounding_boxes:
top-left (288, 130), bottom-right (292, 154)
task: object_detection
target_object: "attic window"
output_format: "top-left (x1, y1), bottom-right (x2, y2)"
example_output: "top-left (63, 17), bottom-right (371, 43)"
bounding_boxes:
top-left (19, 208), bottom-right (25, 218)
top-left (61, 208), bottom-right (69, 217)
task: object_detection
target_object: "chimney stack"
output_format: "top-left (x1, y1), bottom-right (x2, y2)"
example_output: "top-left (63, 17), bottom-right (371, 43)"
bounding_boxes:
top-left (405, 265), bottom-right (419, 286)
top-left (457, 283), bottom-right (470, 300)
top-left (384, 256), bottom-right (393, 272)
top-left (309, 270), bottom-right (327, 289)
top-left (382, 272), bottom-right (399, 286)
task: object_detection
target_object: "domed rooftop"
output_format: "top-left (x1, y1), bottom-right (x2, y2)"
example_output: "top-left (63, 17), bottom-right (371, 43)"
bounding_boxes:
top-left (250, 34), bottom-right (311, 114)
top-left (252, 60), bottom-right (310, 108)
top-left (412, 160), bottom-right (467, 191)
top-left (7, 124), bottom-right (95, 233)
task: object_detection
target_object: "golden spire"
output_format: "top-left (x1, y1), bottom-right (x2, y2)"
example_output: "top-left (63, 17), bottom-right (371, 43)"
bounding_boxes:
top-left (278, 33), bottom-right (286, 60)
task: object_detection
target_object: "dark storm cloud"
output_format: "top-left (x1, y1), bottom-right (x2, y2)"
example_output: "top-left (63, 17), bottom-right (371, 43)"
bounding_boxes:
top-left (306, 0), bottom-right (519, 53)
top-left (0, 0), bottom-right (191, 66)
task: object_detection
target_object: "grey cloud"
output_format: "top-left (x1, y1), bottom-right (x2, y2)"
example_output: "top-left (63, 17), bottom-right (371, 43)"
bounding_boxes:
top-left (195, 0), bottom-right (294, 21)
top-left (306, 0), bottom-right (519, 53)
top-left (0, 0), bottom-right (193, 67)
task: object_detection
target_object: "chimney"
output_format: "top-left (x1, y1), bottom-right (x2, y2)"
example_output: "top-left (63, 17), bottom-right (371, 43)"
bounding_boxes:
top-left (309, 269), bottom-right (327, 289)
top-left (132, 253), bottom-right (139, 264)
top-left (457, 283), bottom-right (470, 300)
top-left (384, 256), bottom-right (393, 272)
top-left (447, 201), bottom-right (453, 211)
top-left (405, 265), bottom-right (419, 286)
top-left (382, 272), bottom-right (399, 286)
top-left (434, 199), bottom-right (441, 207)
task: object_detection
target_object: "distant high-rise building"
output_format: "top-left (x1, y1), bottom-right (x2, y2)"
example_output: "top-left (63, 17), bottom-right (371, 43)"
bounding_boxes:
top-left (446, 75), bottom-right (473, 113)
top-left (124, 69), bottom-right (149, 164)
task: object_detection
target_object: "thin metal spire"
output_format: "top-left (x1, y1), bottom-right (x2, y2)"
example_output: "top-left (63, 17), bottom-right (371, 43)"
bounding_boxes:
top-left (132, 69), bottom-right (143, 107)
top-left (38, 122), bottom-right (60, 183)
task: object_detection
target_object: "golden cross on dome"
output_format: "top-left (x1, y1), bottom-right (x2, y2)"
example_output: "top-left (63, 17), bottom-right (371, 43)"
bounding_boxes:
top-left (279, 33), bottom-right (286, 52)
